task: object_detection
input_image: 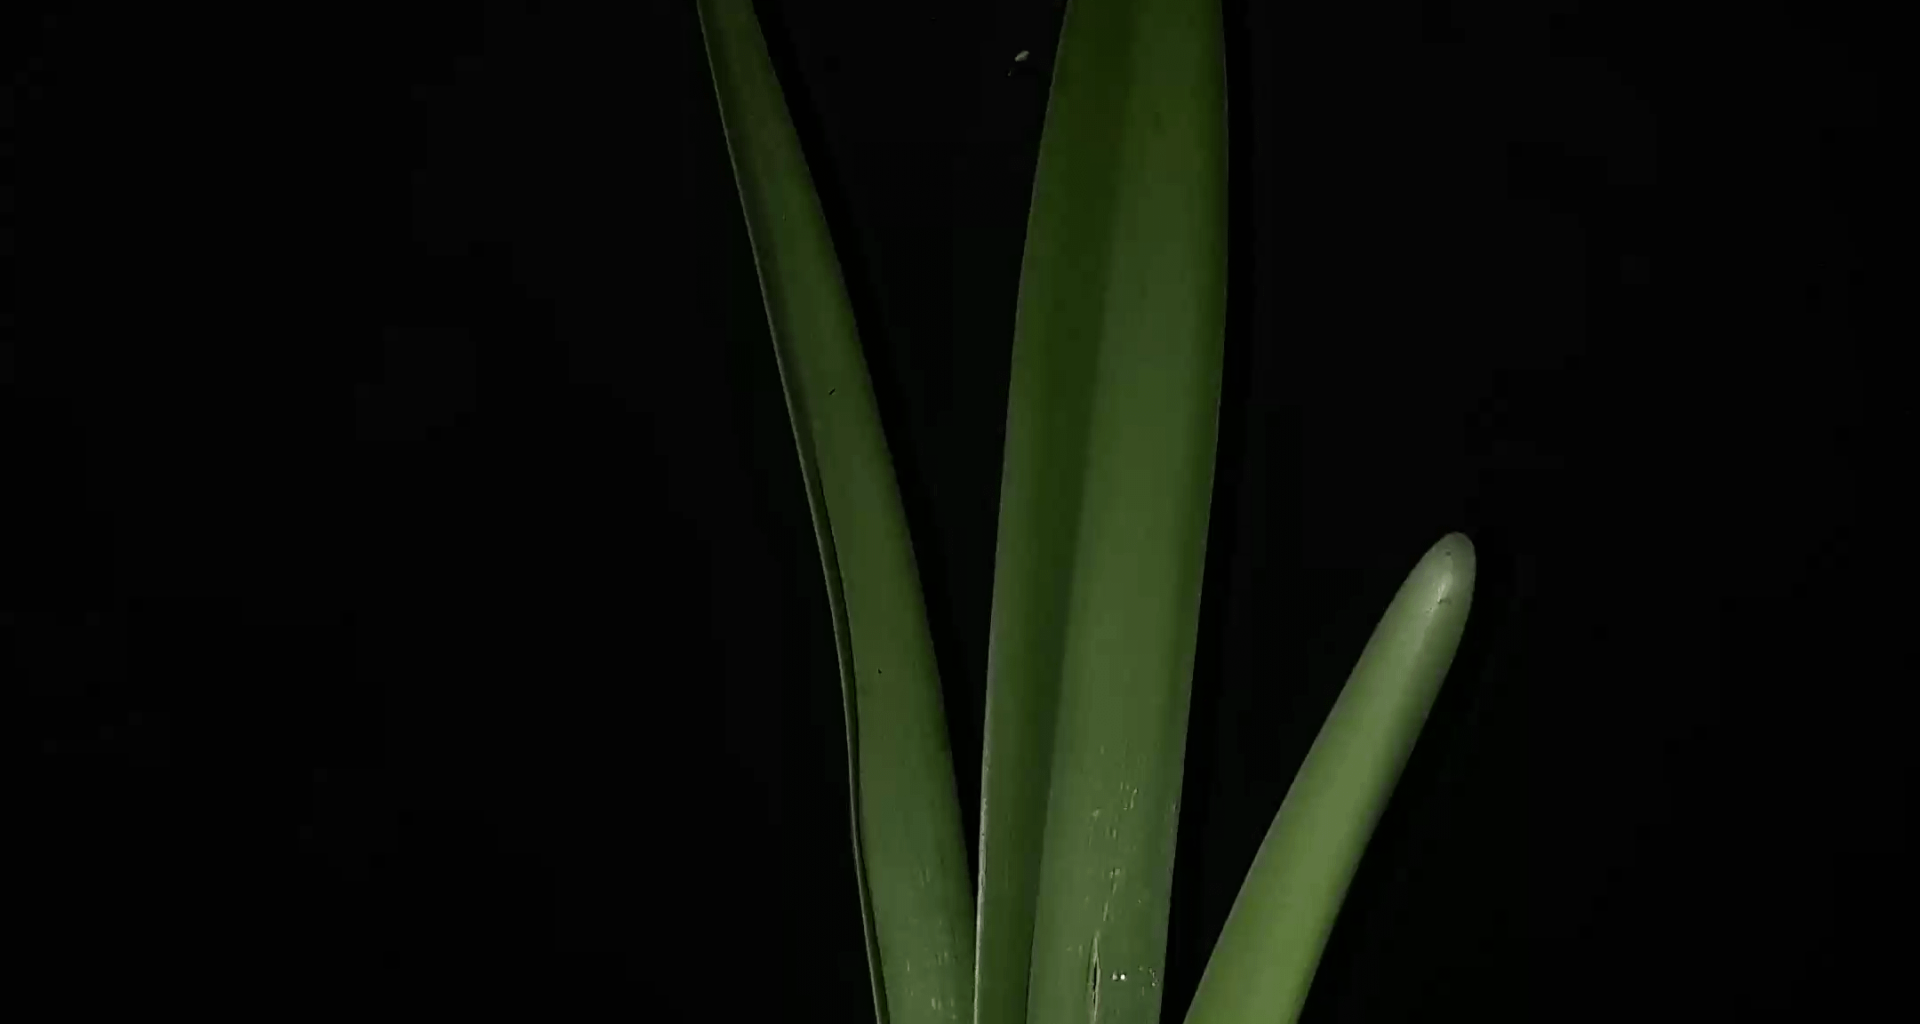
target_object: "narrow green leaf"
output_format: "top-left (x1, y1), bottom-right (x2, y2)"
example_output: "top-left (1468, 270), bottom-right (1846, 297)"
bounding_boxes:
top-left (973, 2), bottom-right (1227, 1023)
top-left (696, 3), bottom-right (974, 1022)
top-left (1182, 533), bottom-right (1477, 1024)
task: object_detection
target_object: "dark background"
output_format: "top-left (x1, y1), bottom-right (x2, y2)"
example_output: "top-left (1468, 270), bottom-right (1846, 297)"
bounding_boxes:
top-left (8, 0), bottom-right (1900, 1017)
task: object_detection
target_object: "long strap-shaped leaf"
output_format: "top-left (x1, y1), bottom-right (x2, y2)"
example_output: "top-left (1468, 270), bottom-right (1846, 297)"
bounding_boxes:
top-left (973, 2), bottom-right (1228, 1023)
top-left (697, 4), bottom-right (974, 1022)
top-left (1183, 534), bottom-right (1477, 1024)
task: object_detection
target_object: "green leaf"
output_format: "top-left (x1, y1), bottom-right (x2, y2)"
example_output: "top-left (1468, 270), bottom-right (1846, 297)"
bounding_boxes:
top-left (972, 2), bottom-right (1228, 1023)
top-left (1182, 534), bottom-right (1477, 1024)
top-left (696, 3), bottom-right (974, 1022)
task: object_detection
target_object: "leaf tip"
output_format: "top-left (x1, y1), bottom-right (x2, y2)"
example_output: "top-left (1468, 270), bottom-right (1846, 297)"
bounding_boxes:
top-left (1422, 532), bottom-right (1476, 604)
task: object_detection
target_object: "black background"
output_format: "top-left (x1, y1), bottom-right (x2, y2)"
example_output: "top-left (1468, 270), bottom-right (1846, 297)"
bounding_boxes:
top-left (8, 1), bottom-right (1901, 1017)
